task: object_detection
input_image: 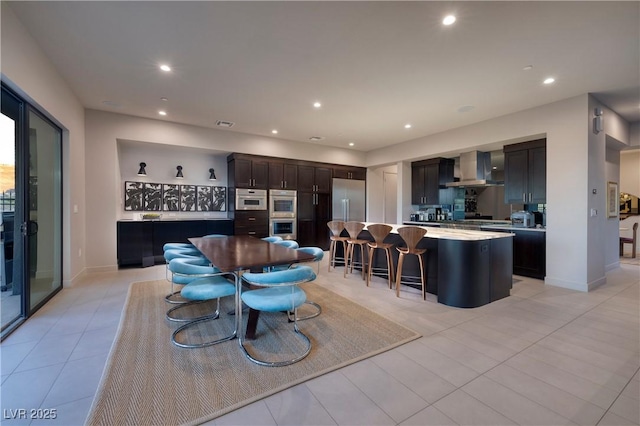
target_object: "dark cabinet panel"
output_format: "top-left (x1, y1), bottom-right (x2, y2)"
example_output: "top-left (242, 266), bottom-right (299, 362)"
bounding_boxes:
top-left (234, 211), bottom-right (268, 238)
top-left (297, 165), bottom-right (315, 192)
top-left (512, 230), bottom-right (546, 279)
top-left (480, 226), bottom-right (546, 279)
top-left (117, 220), bottom-right (234, 267)
top-left (117, 221), bottom-right (153, 267)
top-left (504, 150), bottom-right (528, 203)
top-left (228, 155), bottom-right (268, 189)
top-left (333, 167), bottom-right (366, 180)
top-left (268, 162), bottom-right (298, 189)
top-left (296, 192), bottom-right (330, 250)
top-left (504, 139), bottom-right (546, 204)
top-left (411, 158), bottom-right (454, 205)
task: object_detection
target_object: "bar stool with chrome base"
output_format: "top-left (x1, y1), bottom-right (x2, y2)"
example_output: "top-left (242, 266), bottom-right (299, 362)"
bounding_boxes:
top-left (395, 226), bottom-right (428, 300)
top-left (239, 266), bottom-right (317, 366)
top-left (327, 221), bottom-right (348, 272)
top-left (366, 224), bottom-right (395, 288)
top-left (344, 221), bottom-right (369, 279)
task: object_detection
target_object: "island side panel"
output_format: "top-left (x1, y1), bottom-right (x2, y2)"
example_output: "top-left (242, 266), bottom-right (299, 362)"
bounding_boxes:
top-left (437, 238), bottom-right (493, 308)
top-left (490, 236), bottom-right (514, 302)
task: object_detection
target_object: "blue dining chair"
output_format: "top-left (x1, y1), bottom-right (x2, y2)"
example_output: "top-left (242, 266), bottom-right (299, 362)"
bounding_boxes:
top-left (239, 266), bottom-right (316, 367)
top-left (163, 248), bottom-right (206, 303)
top-left (261, 236), bottom-right (283, 243)
top-left (169, 257), bottom-right (239, 348)
top-left (274, 239), bottom-right (299, 249)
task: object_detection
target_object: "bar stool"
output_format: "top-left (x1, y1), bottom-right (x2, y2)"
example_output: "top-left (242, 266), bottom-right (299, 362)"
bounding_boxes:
top-left (344, 221), bottom-right (369, 280)
top-left (327, 221), bottom-right (348, 272)
top-left (366, 224), bottom-right (395, 289)
top-left (395, 226), bottom-right (428, 300)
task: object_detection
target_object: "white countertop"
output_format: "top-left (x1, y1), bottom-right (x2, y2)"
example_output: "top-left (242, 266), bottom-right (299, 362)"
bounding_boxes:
top-left (365, 222), bottom-right (513, 241)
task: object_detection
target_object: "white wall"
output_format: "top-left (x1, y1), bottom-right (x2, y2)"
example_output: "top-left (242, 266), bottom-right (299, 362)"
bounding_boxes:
top-left (366, 95), bottom-right (632, 291)
top-left (367, 164), bottom-right (397, 223)
top-left (1, 2), bottom-right (86, 284)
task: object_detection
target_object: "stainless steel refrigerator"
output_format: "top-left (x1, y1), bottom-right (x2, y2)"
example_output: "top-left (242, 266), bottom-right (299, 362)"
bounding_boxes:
top-left (332, 178), bottom-right (366, 221)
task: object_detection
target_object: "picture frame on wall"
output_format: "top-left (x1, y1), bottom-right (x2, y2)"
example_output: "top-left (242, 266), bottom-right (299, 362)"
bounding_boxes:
top-left (607, 181), bottom-right (619, 218)
top-left (180, 185), bottom-right (196, 211)
top-left (196, 186), bottom-right (213, 211)
top-left (162, 184), bottom-right (180, 211)
top-left (212, 186), bottom-right (226, 211)
top-left (124, 181), bottom-right (144, 211)
top-left (143, 183), bottom-right (162, 211)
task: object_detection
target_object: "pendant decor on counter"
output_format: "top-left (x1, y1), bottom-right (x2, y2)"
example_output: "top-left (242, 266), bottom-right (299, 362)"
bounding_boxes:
top-left (124, 181), bottom-right (226, 212)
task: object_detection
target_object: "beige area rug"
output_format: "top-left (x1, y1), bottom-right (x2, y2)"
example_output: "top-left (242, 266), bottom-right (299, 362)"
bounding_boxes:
top-left (86, 279), bottom-right (420, 426)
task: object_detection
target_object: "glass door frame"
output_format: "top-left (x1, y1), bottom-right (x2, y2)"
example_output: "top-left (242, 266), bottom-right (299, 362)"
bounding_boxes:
top-left (1, 82), bottom-right (63, 339)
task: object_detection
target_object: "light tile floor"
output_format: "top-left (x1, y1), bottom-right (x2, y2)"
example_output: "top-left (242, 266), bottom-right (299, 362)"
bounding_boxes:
top-left (1, 259), bottom-right (638, 426)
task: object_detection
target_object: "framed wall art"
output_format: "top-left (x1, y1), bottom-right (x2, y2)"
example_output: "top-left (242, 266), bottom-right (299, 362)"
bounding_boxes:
top-left (212, 186), bottom-right (226, 212)
top-left (124, 181), bottom-right (145, 211)
top-left (143, 183), bottom-right (162, 211)
top-left (162, 184), bottom-right (180, 211)
top-left (196, 186), bottom-right (213, 211)
top-left (180, 185), bottom-right (196, 211)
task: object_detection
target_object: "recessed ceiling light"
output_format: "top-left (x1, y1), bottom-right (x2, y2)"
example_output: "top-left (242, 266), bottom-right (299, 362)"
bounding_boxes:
top-left (443, 15), bottom-right (456, 25)
top-left (313, 102), bottom-right (322, 108)
top-left (543, 77), bottom-right (555, 85)
top-left (404, 124), bottom-right (412, 129)
top-left (523, 65), bottom-right (534, 71)
top-left (348, 142), bottom-right (355, 146)
top-left (271, 130), bottom-right (278, 134)
top-left (492, 166), bottom-right (497, 170)
top-left (158, 110), bottom-right (167, 116)
top-left (159, 64), bottom-right (171, 72)
top-left (161, 97), bottom-right (168, 101)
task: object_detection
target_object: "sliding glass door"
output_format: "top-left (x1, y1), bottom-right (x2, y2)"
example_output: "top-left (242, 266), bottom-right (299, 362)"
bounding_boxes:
top-left (1, 84), bottom-right (62, 338)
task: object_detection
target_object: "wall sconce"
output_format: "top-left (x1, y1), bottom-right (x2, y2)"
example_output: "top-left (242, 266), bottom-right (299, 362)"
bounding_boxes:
top-left (593, 107), bottom-right (603, 134)
top-left (209, 168), bottom-right (217, 181)
top-left (176, 165), bottom-right (184, 179)
top-left (137, 162), bottom-right (147, 176)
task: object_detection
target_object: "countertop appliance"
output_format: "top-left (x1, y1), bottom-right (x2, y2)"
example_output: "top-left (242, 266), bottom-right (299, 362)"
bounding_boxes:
top-left (511, 210), bottom-right (535, 228)
top-left (235, 188), bottom-right (267, 210)
top-left (332, 178), bottom-right (365, 222)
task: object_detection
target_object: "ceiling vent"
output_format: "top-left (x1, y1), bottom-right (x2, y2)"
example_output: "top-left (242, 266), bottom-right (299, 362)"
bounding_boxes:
top-left (309, 136), bottom-right (325, 142)
top-left (216, 120), bottom-right (235, 128)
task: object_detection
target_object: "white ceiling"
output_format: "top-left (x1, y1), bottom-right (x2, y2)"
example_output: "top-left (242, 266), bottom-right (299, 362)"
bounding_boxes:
top-left (7, 1), bottom-right (640, 152)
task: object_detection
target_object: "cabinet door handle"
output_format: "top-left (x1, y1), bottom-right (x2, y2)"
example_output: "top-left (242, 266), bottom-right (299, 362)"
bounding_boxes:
top-left (248, 217), bottom-right (256, 221)
top-left (529, 193), bottom-right (532, 202)
top-left (522, 193), bottom-right (526, 203)
top-left (248, 231), bottom-right (256, 235)
top-left (284, 181), bottom-right (287, 188)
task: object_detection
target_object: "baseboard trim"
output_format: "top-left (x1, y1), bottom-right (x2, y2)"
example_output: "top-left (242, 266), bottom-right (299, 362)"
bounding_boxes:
top-left (545, 275), bottom-right (606, 292)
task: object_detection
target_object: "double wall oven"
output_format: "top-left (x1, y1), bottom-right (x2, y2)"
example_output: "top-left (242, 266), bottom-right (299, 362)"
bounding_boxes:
top-left (269, 189), bottom-right (297, 240)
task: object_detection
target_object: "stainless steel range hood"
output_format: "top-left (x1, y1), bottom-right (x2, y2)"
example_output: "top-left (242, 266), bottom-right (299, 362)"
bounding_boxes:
top-left (445, 151), bottom-right (503, 188)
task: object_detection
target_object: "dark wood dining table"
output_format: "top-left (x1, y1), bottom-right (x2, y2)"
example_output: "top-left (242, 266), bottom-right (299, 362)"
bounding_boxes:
top-left (189, 235), bottom-right (315, 339)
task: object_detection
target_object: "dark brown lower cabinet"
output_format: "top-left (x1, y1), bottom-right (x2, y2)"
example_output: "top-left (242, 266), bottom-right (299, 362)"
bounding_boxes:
top-left (233, 211), bottom-right (269, 238)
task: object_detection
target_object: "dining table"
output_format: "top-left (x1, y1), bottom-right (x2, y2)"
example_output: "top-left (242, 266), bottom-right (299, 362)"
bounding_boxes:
top-left (189, 235), bottom-right (316, 339)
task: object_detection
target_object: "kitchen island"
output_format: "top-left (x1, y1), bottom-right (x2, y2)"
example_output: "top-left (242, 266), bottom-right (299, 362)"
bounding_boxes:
top-left (352, 222), bottom-right (514, 308)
